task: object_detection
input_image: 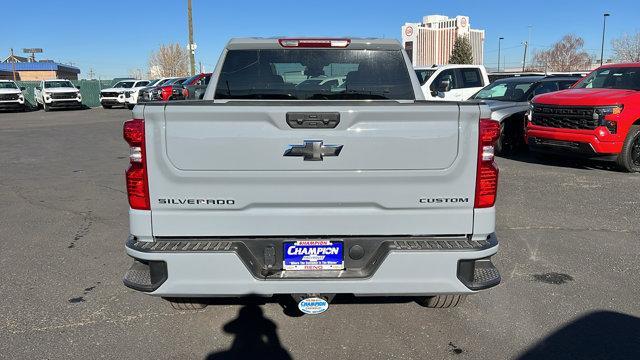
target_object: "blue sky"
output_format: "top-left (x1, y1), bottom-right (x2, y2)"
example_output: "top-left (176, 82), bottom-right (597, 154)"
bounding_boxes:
top-left (1, 0), bottom-right (638, 78)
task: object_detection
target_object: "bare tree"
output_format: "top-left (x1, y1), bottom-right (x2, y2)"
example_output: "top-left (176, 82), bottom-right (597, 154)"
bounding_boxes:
top-left (533, 35), bottom-right (593, 72)
top-left (611, 32), bottom-right (640, 63)
top-left (128, 68), bottom-right (144, 80)
top-left (148, 43), bottom-right (190, 77)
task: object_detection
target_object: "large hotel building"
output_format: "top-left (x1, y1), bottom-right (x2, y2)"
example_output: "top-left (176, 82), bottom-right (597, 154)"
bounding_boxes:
top-left (402, 15), bottom-right (485, 66)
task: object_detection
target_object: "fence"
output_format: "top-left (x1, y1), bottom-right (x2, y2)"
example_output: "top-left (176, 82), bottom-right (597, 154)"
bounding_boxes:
top-left (17, 79), bottom-right (117, 108)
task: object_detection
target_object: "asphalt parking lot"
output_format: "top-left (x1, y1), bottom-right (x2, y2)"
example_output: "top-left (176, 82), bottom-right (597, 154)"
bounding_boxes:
top-left (1, 108), bottom-right (639, 359)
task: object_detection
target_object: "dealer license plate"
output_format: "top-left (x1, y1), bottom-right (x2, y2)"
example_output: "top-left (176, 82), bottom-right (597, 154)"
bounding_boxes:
top-left (283, 240), bottom-right (344, 271)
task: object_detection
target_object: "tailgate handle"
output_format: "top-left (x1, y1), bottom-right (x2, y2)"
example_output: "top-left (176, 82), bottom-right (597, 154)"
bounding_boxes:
top-left (286, 112), bottom-right (340, 129)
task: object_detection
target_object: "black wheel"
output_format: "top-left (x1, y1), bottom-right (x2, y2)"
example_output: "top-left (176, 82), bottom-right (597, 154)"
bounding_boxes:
top-left (616, 124), bottom-right (640, 173)
top-left (164, 297), bottom-right (207, 310)
top-left (127, 104), bottom-right (135, 110)
top-left (416, 295), bottom-right (466, 308)
top-left (102, 104), bottom-right (112, 109)
top-left (496, 118), bottom-right (523, 156)
top-left (43, 101), bottom-right (50, 112)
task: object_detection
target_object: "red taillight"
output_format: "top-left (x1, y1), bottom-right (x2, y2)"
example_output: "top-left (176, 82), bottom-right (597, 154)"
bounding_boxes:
top-left (475, 119), bottom-right (500, 208)
top-left (123, 119), bottom-right (150, 210)
top-left (278, 38), bottom-right (351, 48)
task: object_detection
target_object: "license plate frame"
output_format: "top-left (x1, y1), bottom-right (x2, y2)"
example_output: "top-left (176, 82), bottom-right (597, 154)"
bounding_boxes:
top-left (283, 240), bottom-right (344, 271)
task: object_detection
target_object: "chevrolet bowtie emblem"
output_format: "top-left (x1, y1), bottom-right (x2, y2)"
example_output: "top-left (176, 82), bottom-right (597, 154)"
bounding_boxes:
top-left (283, 140), bottom-right (343, 161)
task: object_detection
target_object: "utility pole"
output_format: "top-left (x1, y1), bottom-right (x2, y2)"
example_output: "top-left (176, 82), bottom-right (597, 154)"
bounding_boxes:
top-left (522, 41), bottom-right (528, 72)
top-left (10, 48), bottom-right (17, 81)
top-left (187, 0), bottom-right (196, 76)
top-left (600, 13), bottom-right (610, 66)
top-left (497, 37), bottom-right (504, 72)
top-left (527, 25), bottom-right (532, 68)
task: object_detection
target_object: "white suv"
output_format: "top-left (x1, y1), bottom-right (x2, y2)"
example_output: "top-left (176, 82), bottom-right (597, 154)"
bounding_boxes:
top-left (34, 79), bottom-right (82, 111)
top-left (0, 80), bottom-right (27, 111)
top-left (100, 80), bottom-right (149, 109)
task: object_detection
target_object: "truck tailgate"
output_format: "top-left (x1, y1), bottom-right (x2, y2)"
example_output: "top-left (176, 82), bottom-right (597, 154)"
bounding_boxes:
top-left (144, 102), bottom-right (480, 237)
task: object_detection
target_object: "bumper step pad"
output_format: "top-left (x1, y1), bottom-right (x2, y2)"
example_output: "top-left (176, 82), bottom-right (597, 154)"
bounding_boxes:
top-left (123, 259), bottom-right (167, 292)
top-left (457, 257), bottom-right (501, 291)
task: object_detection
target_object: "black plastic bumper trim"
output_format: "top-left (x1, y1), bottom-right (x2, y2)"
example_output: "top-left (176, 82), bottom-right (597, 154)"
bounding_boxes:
top-left (528, 137), bottom-right (617, 159)
top-left (126, 234), bottom-right (498, 280)
top-left (457, 256), bottom-right (501, 291)
top-left (122, 259), bottom-right (167, 292)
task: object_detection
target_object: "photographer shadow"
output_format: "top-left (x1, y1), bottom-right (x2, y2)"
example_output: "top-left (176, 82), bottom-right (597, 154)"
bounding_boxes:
top-left (205, 304), bottom-right (292, 360)
top-left (517, 310), bottom-right (640, 360)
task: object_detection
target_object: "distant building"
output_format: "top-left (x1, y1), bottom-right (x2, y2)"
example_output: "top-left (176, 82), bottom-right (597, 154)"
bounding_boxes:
top-left (0, 70), bottom-right (13, 80)
top-left (0, 55), bottom-right (80, 80)
top-left (402, 15), bottom-right (485, 67)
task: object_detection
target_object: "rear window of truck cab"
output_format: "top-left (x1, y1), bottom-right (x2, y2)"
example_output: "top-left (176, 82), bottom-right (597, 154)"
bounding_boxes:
top-left (215, 49), bottom-right (415, 100)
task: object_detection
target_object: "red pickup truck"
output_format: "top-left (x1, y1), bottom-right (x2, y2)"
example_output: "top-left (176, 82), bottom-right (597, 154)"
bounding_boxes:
top-left (526, 63), bottom-right (640, 172)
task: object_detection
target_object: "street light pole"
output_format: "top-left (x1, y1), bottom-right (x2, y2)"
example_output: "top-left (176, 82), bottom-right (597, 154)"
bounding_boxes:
top-left (600, 13), bottom-right (610, 66)
top-left (187, 0), bottom-right (196, 76)
top-left (497, 37), bottom-right (504, 72)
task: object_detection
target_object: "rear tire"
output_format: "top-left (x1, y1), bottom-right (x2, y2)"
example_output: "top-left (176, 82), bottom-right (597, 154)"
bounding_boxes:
top-left (496, 118), bottom-right (523, 156)
top-left (164, 297), bottom-right (207, 310)
top-left (416, 295), bottom-right (466, 308)
top-left (616, 124), bottom-right (640, 173)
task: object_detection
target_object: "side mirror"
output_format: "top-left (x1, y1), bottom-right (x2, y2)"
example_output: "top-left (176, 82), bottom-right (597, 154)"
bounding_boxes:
top-left (76, 86), bottom-right (81, 90)
top-left (438, 79), bottom-right (452, 93)
top-left (35, 86), bottom-right (41, 90)
top-left (20, 86), bottom-right (26, 91)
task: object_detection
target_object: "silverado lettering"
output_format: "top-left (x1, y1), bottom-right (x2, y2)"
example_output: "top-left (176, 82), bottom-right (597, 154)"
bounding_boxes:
top-left (158, 198), bottom-right (235, 205)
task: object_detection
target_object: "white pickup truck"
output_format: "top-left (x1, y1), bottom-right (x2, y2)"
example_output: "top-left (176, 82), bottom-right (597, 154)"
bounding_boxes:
top-left (34, 79), bottom-right (82, 111)
top-left (122, 38), bottom-right (501, 314)
top-left (0, 80), bottom-right (27, 111)
top-left (415, 64), bottom-right (489, 101)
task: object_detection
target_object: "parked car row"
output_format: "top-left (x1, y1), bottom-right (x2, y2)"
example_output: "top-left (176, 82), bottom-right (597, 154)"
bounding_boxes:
top-left (97, 74), bottom-right (213, 110)
top-left (137, 73), bottom-right (211, 103)
top-left (0, 79), bottom-right (84, 112)
top-left (415, 63), bottom-right (640, 172)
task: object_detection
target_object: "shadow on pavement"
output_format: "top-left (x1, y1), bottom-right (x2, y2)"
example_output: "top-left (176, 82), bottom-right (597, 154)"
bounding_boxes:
top-left (517, 310), bottom-right (640, 360)
top-left (205, 304), bottom-right (292, 360)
